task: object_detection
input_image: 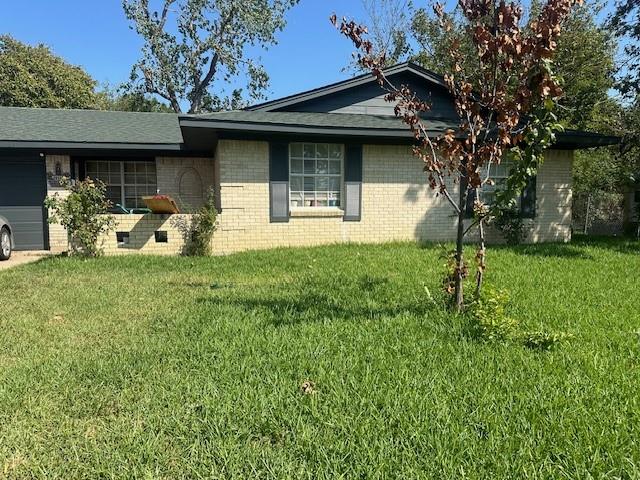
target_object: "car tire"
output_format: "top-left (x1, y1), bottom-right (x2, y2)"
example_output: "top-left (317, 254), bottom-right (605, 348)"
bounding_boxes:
top-left (0, 227), bottom-right (11, 261)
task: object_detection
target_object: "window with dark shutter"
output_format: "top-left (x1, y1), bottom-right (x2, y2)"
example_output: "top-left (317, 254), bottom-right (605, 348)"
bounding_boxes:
top-left (520, 176), bottom-right (537, 218)
top-left (343, 144), bottom-right (363, 221)
top-left (269, 142), bottom-right (289, 223)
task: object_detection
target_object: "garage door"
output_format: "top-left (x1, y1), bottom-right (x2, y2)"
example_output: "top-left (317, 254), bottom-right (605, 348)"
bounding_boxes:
top-left (0, 157), bottom-right (47, 250)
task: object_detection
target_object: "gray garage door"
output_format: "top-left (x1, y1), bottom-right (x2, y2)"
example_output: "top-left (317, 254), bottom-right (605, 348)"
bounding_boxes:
top-left (0, 157), bottom-right (47, 250)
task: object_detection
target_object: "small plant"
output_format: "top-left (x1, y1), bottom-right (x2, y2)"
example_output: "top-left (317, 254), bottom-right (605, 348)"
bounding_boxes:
top-left (521, 331), bottom-right (572, 351)
top-left (185, 188), bottom-right (218, 256)
top-left (45, 177), bottom-right (116, 257)
top-left (494, 207), bottom-right (528, 245)
top-left (468, 286), bottom-right (520, 342)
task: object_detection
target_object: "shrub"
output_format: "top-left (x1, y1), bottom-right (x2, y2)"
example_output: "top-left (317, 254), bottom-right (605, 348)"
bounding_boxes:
top-left (185, 188), bottom-right (218, 256)
top-left (44, 177), bottom-right (116, 257)
top-left (494, 208), bottom-right (528, 245)
top-left (467, 286), bottom-right (519, 341)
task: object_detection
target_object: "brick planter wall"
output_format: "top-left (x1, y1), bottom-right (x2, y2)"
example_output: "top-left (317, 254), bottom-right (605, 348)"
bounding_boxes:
top-left (98, 214), bottom-right (196, 256)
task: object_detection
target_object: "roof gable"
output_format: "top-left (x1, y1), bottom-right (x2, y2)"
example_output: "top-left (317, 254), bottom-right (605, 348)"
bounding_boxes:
top-left (247, 62), bottom-right (457, 118)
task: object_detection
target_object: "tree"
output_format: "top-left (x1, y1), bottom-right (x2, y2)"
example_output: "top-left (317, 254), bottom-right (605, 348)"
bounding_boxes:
top-left (359, 0), bottom-right (412, 67)
top-left (95, 84), bottom-right (174, 112)
top-left (609, 0), bottom-right (639, 98)
top-left (552, 1), bottom-right (616, 130)
top-left (122, 0), bottom-right (299, 114)
top-left (0, 35), bottom-right (98, 109)
top-left (334, 0), bottom-right (579, 310)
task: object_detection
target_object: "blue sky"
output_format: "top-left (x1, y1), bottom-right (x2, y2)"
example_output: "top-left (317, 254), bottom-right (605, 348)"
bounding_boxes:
top-left (0, 0), bottom-right (373, 102)
top-left (0, 1), bottom-right (619, 105)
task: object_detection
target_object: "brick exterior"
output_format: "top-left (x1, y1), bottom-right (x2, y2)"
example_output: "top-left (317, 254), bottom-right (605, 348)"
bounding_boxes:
top-left (44, 156), bottom-right (213, 255)
top-left (44, 144), bottom-right (574, 256)
top-left (99, 214), bottom-right (195, 256)
top-left (156, 156), bottom-right (215, 212)
top-left (45, 155), bottom-right (71, 253)
top-left (213, 140), bottom-right (574, 255)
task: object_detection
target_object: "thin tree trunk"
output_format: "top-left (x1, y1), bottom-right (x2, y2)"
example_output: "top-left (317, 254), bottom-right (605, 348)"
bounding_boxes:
top-left (454, 177), bottom-right (468, 312)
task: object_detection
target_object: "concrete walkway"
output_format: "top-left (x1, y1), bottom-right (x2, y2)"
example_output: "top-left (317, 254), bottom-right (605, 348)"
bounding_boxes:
top-left (0, 251), bottom-right (52, 270)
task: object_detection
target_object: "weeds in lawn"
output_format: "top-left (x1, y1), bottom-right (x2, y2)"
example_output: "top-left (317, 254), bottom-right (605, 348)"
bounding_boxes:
top-left (521, 331), bottom-right (573, 351)
top-left (467, 286), bottom-right (520, 341)
top-left (467, 285), bottom-right (572, 350)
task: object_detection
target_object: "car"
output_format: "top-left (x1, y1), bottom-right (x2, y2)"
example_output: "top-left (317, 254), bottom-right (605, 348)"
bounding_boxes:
top-left (0, 215), bottom-right (13, 261)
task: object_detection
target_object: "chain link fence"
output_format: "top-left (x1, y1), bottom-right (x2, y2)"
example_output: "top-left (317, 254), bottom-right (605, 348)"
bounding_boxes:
top-left (572, 191), bottom-right (625, 236)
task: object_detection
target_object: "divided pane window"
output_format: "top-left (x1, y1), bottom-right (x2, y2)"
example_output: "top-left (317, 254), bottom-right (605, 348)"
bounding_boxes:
top-left (289, 143), bottom-right (343, 208)
top-left (85, 160), bottom-right (157, 211)
top-left (478, 160), bottom-right (513, 207)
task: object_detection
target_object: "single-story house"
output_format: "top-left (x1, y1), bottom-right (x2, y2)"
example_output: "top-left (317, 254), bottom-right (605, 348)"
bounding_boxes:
top-left (0, 62), bottom-right (619, 255)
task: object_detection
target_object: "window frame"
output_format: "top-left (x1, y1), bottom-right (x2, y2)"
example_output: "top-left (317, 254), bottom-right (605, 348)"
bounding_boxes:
top-left (288, 142), bottom-right (344, 209)
top-left (467, 159), bottom-right (536, 218)
top-left (477, 160), bottom-right (514, 208)
top-left (84, 159), bottom-right (157, 212)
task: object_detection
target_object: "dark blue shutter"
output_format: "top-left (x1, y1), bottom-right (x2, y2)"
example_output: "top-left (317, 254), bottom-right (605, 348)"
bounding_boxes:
top-left (520, 176), bottom-right (537, 218)
top-left (269, 142), bottom-right (289, 222)
top-left (344, 144), bottom-right (363, 221)
top-left (465, 188), bottom-right (477, 218)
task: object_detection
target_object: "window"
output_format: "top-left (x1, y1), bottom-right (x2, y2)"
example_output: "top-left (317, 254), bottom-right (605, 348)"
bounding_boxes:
top-left (467, 160), bottom-right (536, 218)
top-left (85, 160), bottom-right (157, 210)
top-left (289, 143), bottom-right (342, 208)
top-left (478, 160), bottom-right (513, 207)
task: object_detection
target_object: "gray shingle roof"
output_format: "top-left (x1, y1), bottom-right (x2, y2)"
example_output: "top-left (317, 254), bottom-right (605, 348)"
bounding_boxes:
top-left (0, 106), bottom-right (182, 145)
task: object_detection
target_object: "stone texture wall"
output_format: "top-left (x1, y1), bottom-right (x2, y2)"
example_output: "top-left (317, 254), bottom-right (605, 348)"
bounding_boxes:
top-left (213, 140), bottom-right (574, 255)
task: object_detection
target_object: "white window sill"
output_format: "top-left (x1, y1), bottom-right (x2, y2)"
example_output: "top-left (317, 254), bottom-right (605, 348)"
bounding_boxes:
top-left (289, 207), bottom-right (345, 218)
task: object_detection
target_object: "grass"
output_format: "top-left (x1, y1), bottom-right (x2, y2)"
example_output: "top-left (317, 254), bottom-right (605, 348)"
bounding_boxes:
top-left (1, 237), bottom-right (639, 479)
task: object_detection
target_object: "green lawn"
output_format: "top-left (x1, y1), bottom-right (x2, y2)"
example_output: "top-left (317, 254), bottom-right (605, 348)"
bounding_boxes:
top-left (1, 238), bottom-right (639, 479)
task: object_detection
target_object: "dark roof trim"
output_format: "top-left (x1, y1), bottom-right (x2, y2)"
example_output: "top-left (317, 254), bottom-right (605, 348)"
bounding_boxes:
top-left (0, 141), bottom-right (184, 151)
top-left (180, 119), bottom-right (421, 138)
top-left (554, 130), bottom-right (620, 148)
top-left (245, 62), bottom-right (446, 112)
top-left (180, 118), bottom-right (619, 149)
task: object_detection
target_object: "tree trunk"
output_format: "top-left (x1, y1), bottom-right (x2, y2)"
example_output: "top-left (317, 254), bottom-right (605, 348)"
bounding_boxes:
top-left (454, 177), bottom-right (468, 312)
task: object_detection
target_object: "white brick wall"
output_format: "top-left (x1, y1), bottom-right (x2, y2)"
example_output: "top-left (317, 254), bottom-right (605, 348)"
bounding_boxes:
top-left (213, 140), bottom-right (574, 254)
top-left (45, 156), bottom-right (214, 254)
top-left (156, 157), bottom-right (215, 212)
top-left (99, 214), bottom-right (195, 255)
top-left (45, 155), bottom-right (71, 252)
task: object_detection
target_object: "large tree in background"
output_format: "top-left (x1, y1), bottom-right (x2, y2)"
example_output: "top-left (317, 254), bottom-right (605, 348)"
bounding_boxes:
top-left (0, 35), bottom-right (98, 109)
top-left (363, 1), bottom-right (616, 131)
top-left (335, 0), bottom-right (579, 310)
top-left (95, 84), bottom-right (174, 113)
top-left (609, 0), bottom-right (639, 98)
top-left (0, 35), bottom-right (175, 113)
top-left (122, 0), bottom-right (299, 114)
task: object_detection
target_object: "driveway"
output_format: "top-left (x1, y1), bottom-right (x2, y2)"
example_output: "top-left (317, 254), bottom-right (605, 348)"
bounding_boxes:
top-left (0, 251), bottom-right (51, 270)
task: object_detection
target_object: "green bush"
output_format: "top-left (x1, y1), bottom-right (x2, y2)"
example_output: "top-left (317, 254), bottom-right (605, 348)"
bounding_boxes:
top-left (44, 177), bottom-right (115, 257)
top-left (467, 287), bottom-right (519, 341)
top-left (185, 188), bottom-right (218, 256)
top-left (494, 208), bottom-right (528, 245)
